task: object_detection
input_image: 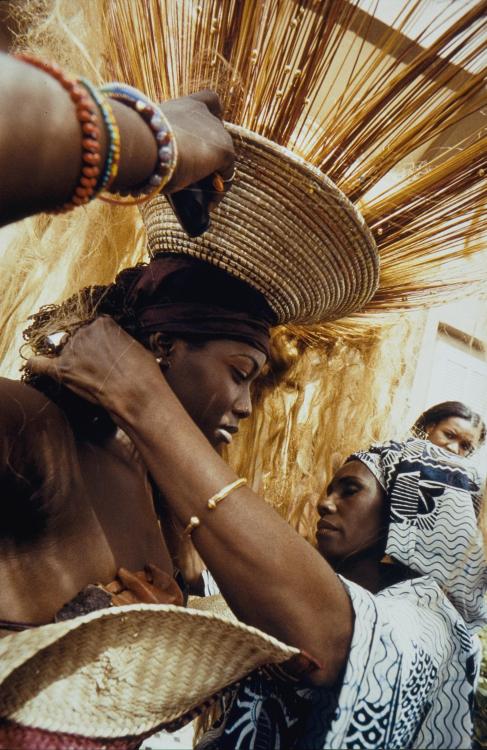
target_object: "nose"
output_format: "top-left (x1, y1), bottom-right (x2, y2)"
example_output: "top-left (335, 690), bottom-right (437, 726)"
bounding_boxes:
top-left (446, 441), bottom-right (460, 455)
top-left (233, 387), bottom-right (252, 420)
top-left (317, 493), bottom-right (338, 516)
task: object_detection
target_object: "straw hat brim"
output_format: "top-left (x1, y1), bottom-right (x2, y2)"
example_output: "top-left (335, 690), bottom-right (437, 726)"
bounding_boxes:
top-left (0, 600), bottom-right (298, 739)
top-left (141, 124), bottom-right (379, 325)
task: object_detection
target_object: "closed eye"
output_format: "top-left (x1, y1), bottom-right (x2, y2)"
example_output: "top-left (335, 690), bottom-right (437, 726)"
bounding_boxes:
top-left (341, 481), bottom-right (362, 496)
top-left (232, 366), bottom-right (250, 383)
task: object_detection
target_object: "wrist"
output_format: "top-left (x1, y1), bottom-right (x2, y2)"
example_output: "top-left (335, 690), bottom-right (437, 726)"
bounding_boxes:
top-left (100, 85), bottom-right (177, 202)
top-left (107, 366), bottom-right (172, 432)
top-left (108, 100), bottom-right (158, 191)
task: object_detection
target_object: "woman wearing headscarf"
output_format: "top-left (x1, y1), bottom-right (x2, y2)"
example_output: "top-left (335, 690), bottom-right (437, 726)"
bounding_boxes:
top-left (29, 321), bottom-right (487, 749)
top-left (413, 401), bottom-right (486, 458)
top-left (0, 253), bottom-right (277, 628)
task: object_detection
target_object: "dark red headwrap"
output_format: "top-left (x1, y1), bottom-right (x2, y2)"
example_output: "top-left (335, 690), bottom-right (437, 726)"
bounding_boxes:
top-left (117, 255), bottom-right (276, 357)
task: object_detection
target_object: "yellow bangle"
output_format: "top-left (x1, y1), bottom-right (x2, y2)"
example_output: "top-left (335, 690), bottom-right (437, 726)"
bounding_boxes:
top-left (207, 478), bottom-right (247, 510)
top-left (182, 516), bottom-right (201, 537)
top-left (181, 478), bottom-right (247, 537)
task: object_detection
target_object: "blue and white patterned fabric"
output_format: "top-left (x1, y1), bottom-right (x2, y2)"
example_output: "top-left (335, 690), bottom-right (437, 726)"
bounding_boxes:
top-left (202, 569), bottom-right (220, 596)
top-left (196, 439), bottom-right (486, 750)
top-left (196, 578), bottom-right (480, 750)
top-left (351, 439), bottom-right (487, 632)
top-left (301, 577), bottom-right (480, 749)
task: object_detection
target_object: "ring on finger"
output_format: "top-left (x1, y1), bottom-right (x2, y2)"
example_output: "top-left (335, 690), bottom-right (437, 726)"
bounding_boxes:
top-left (221, 166), bottom-right (236, 183)
top-left (212, 168), bottom-right (237, 193)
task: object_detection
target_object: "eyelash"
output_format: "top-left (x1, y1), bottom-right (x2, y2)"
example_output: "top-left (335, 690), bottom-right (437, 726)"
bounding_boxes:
top-left (343, 486), bottom-right (359, 496)
top-left (232, 367), bottom-right (249, 383)
top-left (441, 430), bottom-right (472, 453)
top-left (327, 484), bottom-right (360, 497)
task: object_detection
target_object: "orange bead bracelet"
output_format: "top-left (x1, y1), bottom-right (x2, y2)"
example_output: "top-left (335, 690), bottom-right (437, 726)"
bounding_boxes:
top-left (16, 53), bottom-right (103, 214)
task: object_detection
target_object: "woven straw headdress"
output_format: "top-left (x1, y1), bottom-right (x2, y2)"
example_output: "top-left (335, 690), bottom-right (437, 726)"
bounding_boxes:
top-left (1, 0), bottom-right (486, 369)
top-left (141, 124), bottom-right (378, 324)
top-left (104, 0), bottom-right (487, 336)
top-left (7, 0), bottom-right (487, 338)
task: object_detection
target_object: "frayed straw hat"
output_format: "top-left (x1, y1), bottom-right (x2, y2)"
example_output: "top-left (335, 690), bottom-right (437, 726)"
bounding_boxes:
top-left (0, 600), bottom-right (297, 740)
top-left (141, 124), bottom-right (379, 325)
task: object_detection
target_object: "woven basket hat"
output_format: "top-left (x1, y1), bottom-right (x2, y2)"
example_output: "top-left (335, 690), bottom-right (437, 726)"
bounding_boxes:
top-left (141, 124), bottom-right (379, 325)
top-left (0, 599), bottom-right (298, 739)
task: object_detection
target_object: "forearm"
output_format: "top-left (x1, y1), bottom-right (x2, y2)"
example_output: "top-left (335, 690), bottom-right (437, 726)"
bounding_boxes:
top-left (26, 319), bottom-right (352, 683)
top-left (1, 54), bottom-right (233, 228)
top-left (0, 53), bottom-right (156, 225)
top-left (115, 373), bottom-right (353, 682)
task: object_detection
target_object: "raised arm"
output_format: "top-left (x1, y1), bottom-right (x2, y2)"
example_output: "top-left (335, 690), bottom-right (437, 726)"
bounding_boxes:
top-left (0, 52), bottom-right (233, 226)
top-left (27, 318), bottom-right (354, 686)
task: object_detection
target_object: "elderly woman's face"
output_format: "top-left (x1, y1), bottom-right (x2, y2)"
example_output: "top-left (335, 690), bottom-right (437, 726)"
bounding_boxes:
top-left (425, 416), bottom-right (481, 457)
top-left (316, 460), bottom-right (387, 566)
top-left (163, 338), bottom-right (266, 451)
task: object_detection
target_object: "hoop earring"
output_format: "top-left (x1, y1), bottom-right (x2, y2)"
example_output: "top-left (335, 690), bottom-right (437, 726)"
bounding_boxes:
top-left (411, 425), bottom-right (427, 440)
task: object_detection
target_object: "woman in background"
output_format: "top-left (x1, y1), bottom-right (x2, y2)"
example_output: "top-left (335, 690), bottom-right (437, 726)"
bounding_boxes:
top-left (413, 401), bottom-right (486, 458)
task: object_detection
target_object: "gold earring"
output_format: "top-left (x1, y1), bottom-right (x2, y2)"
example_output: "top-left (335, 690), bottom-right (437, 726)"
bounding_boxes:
top-left (155, 354), bottom-right (171, 369)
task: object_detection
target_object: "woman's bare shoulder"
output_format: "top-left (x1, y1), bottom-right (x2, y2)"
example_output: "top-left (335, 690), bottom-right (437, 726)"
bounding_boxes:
top-left (0, 378), bottom-right (79, 539)
top-left (0, 377), bottom-right (67, 428)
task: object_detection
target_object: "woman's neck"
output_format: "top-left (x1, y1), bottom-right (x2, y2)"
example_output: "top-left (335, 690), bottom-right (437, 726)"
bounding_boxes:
top-left (335, 554), bottom-right (384, 593)
top-left (332, 548), bottom-right (411, 594)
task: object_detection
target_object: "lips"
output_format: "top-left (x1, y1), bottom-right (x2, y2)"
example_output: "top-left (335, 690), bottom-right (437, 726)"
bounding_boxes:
top-left (316, 519), bottom-right (340, 534)
top-left (215, 425), bottom-right (238, 445)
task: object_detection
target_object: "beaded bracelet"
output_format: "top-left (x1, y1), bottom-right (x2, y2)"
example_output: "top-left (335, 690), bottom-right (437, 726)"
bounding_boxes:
top-left (78, 78), bottom-right (121, 191)
top-left (99, 82), bottom-right (177, 205)
top-left (16, 53), bottom-right (103, 213)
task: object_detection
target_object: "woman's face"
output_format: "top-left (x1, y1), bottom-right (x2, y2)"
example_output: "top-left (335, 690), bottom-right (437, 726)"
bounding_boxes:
top-left (316, 460), bottom-right (387, 567)
top-left (163, 338), bottom-right (266, 451)
top-left (426, 416), bottom-right (481, 457)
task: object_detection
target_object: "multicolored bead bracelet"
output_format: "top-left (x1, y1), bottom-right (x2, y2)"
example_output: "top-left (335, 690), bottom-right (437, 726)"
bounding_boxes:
top-left (78, 78), bottom-right (121, 192)
top-left (15, 53), bottom-right (103, 213)
top-left (99, 82), bottom-right (177, 205)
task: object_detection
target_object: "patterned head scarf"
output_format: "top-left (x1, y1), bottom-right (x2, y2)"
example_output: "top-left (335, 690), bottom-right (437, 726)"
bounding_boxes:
top-left (349, 438), bottom-right (487, 631)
